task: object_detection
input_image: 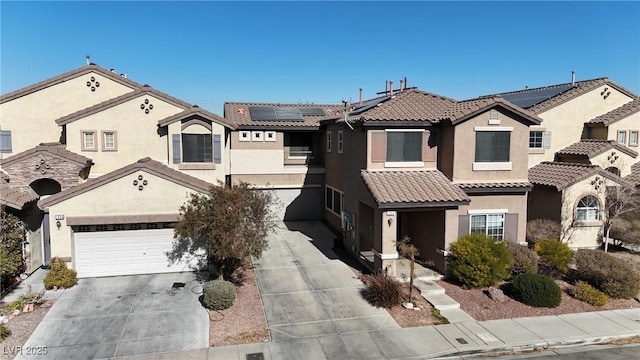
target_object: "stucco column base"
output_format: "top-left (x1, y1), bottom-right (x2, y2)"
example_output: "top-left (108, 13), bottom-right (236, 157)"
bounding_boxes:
top-left (373, 251), bottom-right (398, 277)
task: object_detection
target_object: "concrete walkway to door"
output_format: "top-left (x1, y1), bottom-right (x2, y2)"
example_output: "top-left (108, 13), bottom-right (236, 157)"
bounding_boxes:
top-left (252, 221), bottom-right (399, 341)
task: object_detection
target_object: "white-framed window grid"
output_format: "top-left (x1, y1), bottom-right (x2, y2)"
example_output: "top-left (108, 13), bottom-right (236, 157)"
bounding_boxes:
top-left (470, 213), bottom-right (505, 240)
top-left (102, 131), bottom-right (117, 151)
top-left (617, 130), bottom-right (627, 145)
top-left (629, 131), bottom-right (638, 146)
top-left (326, 130), bottom-right (332, 152)
top-left (576, 195), bottom-right (600, 221)
top-left (325, 185), bottom-right (344, 216)
top-left (81, 130), bottom-right (97, 151)
top-left (338, 130), bottom-right (344, 154)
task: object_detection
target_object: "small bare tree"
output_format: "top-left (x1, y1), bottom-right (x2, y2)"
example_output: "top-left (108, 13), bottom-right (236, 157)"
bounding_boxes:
top-left (603, 184), bottom-right (640, 252)
top-left (398, 236), bottom-right (419, 304)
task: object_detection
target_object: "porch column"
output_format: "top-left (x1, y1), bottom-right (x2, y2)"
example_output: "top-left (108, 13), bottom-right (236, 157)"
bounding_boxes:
top-left (374, 210), bottom-right (398, 277)
top-left (439, 208), bottom-right (460, 273)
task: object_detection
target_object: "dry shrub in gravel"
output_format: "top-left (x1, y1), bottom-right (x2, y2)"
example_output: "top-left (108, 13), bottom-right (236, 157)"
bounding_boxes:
top-left (504, 241), bottom-right (539, 276)
top-left (526, 219), bottom-right (561, 246)
top-left (361, 272), bottom-right (402, 309)
top-left (569, 281), bottom-right (609, 306)
top-left (575, 249), bottom-right (640, 299)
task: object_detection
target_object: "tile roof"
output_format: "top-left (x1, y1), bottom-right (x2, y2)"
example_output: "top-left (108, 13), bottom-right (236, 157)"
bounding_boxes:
top-left (0, 143), bottom-right (92, 168)
top-left (1, 64), bottom-right (142, 103)
top-left (361, 170), bottom-right (470, 208)
top-left (585, 98), bottom-right (640, 126)
top-left (38, 157), bottom-right (214, 208)
top-left (528, 162), bottom-right (632, 191)
top-left (485, 78), bottom-right (638, 114)
top-left (0, 174), bottom-right (38, 210)
top-left (348, 89), bottom-right (456, 122)
top-left (455, 182), bottom-right (532, 191)
top-left (158, 105), bottom-right (234, 129)
top-left (224, 102), bottom-right (343, 129)
top-left (626, 162), bottom-right (640, 187)
top-left (55, 87), bottom-right (192, 125)
top-left (556, 139), bottom-right (638, 159)
top-left (444, 97), bottom-right (541, 125)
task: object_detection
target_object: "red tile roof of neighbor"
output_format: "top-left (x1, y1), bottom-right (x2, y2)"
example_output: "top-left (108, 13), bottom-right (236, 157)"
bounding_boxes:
top-left (556, 139), bottom-right (638, 159)
top-left (361, 170), bottom-right (470, 208)
top-left (626, 162), bottom-right (640, 187)
top-left (585, 98), bottom-right (640, 126)
top-left (224, 102), bottom-right (343, 129)
top-left (0, 174), bottom-right (38, 210)
top-left (38, 157), bottom-right (214, 208)
top-left (528, 162), bottom-right (633, 191)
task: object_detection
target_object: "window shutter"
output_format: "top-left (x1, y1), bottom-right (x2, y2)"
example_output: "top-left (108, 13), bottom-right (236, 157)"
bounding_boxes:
top-left (0, 131), bottom-right (12, 153)
top-left (213, 134), bottom-right (222, 164)
top-left (542, 132), bottom-right (551, 149)
top-left (504, 213), bottom-right (519, 241)
top-left (172, 134), bottom-right (181, 164)
top-left (371, 132), bottom-right (386, 163)
top-left (458, 215), bottom-right (470, 238)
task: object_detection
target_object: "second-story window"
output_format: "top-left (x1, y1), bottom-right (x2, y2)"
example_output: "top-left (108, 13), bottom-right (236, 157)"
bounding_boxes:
top-left (386, 132), bottom-right (422, 162)
top-left (326, 130), bottom-right (332, 152)
top-left (338, 130), bottom-right (344, 154)
top-left (475, 131), bottom-right (510, 162)
top-left (182, 133), bottom-right (212, 162)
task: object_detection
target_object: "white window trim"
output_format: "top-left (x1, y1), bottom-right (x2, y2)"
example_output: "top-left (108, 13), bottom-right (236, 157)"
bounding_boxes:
top-left (474, 126), bottom-right (513, 132)
top-left (101, 130), bottom-right (117, 151)
top-left (384, 161), bottom-right (424, 168)
top-left (325, 185), bottom-right (344, 217)
top-left (469, 212), bottom-right (506, 240)
top-left (468, 209), bottom-right (508, 215)
top-left (472, 162), bottom-right (512, 171)
top-left (252, 131), bottom-right (264, 142)
top-left (384, 128), bottom-right (426, 133)
top-left (265, 131), bottom-right (276, 142)
top-left (338, 130), bottom-right (344, 154)
top-left (81, 130), bottom-right (97, 151)
top-left (617, 130), bottom-right (627, 145)
top-left (326, 130), bottom-right (332, 152)
top-left (630, 131), bottom-right (639, 146)
top-left (239, 131), bottom-right (251, 142)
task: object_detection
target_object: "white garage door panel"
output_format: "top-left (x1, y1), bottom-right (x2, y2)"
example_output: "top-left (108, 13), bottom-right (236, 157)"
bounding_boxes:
top-left (74, 229), bottom-right (198, 278)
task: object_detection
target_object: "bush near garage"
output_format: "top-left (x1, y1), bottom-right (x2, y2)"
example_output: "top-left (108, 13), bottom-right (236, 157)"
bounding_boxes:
top-left (526, 219), bottom-right (562, 247)
top-left (533, 239), bottom-right (574, 277)
top-left (361, 272), bottom-right (403, 309)
top-left (43, 257), bottom-right (77, 290)
top-left (574, 249), bottom-right (640, 299)
top-left (449, 233), bottom-right (512, 288)
top-left (504, 241), bottom-right (539, 276)
top-left (569, 281), bottom-right (609, 306)
top-left (203, 280), bottom-right (236, 310)
top-left (511, 272), bottom-right (561, 308)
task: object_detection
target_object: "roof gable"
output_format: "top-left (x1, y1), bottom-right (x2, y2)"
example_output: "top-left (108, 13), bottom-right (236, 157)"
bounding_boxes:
top-left (1, 64), bottom-right (142, 103)
top-left (0, 175), bottom-right (37, 210)
top-left (556, 139), bottom-right (638, 160)
top-left (349, 89), bottom-right (456, 123)
top-left (529, 161), bottom-right (632, 191)
top-left (0, 143), bottom-right (92, 167)
top-left (446, 96), bottom-right (541, 126)
top-left (585, 98), bottom-right (640, 126)
top-left (38, 157), bottom-right (213, 208)
top-left (158, 106), bottom-right (235, 129)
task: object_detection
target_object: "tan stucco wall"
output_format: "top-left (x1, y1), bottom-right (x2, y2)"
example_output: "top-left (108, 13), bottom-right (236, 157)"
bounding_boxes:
top-left (452, 110), bottom-right (530, 183)
top-left (65, 94), bottom-right (184, 176)
top-left (43, 170), bottom-right (204, 269)
top-left (589, 150), bottom-right (637, 178)
top-left (459, 192), bottom-right (528, 242)
top-left (529, 86), bottom-right (634, 167)
top-left (0, 71), bottom-right (134, 157)
top-left (366, 128), bottom-right (438, 171)
top-left (606, 112), bottom-right (640, 148)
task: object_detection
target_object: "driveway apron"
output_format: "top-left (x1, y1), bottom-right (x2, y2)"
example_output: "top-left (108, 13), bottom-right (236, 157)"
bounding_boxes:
top-left (253, 222), bottom-right (399, 341)
top-left (18, 272), bottom-right (208, 359)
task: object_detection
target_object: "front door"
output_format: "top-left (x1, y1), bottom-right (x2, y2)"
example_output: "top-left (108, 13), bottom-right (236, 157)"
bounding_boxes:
top-left (42, 213), bottom-right (51, 266)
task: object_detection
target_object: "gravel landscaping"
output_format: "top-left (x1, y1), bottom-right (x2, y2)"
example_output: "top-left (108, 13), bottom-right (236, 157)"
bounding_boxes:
top-left (387, 283), bottom-right (446, 327)
top-left (0, 301), bottom-right (53, 360)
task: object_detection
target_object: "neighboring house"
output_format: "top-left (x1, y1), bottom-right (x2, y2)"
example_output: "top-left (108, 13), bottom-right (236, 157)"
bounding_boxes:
top-left (584, 98), bottom-right (640, 148)
top-left (321, 89), bottom-right (540, 275)
top-left (554, 139), bottom-right (638, 177)
top-left (0, 64), bottom-right (232, 277)
top-left (223, 102), bottom-right (341, 220)
top-left (482, 77), bottom-right (637, 168)
top-left (528, 162), bottom-right (633, 248)
top-left (37, 158), bottom-right (211, 277)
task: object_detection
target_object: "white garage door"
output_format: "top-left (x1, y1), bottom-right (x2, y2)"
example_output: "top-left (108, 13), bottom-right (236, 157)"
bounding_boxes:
top-left (271, 188), bottom-right (322, 221)
top-left (74, 228), bottom-right (198, 278)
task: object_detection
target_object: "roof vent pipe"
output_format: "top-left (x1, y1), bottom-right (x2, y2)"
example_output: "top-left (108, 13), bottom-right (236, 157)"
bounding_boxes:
top-left (389, 80), bottom-right (394, 95)
top-left (404, 76), bottom-right (407, 89)
top-left (85, 54), bottom-right (90, 65)
top-left (359, 88), bottom-right (363, 105)
top-left (385, 81), bottom-right (389, 94)
top-left (400, 79), bottom-right (404, 91)
top-left (571, 70), bottom-right (576, 86)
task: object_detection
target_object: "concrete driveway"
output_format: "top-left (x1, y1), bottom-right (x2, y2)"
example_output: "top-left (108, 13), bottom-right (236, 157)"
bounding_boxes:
top-left (253, 222), bottom-right (399, 341)
top-left (19, 272), bottom-right (208, 359)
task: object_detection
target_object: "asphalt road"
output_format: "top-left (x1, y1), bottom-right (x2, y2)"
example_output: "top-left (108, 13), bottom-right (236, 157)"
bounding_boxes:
top-left (463, 344), bottom-right (640, 360)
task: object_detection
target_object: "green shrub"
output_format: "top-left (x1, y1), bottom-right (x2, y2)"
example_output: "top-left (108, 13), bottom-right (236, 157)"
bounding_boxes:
top-left (362, 272), bottom-right (403, 308)
top-left (534, 239), bottom-right (574, 276)
top-left (569, 281), bottom-right (609, 306)
top-left (526, 219), bottom-right (562, 247)
top-left (511, 272), bottom-right (561, 308)
top-left (6, 293), bottom-right (40, 311)
top-left (504, 241), bottom-right (539, 276)
top-left (43, 257), bottom-right (77, 290)
top-left (0, 324), bottom-right (11, 342)
top-left (450, 234), bottom-right (512, 288)
top-left (575, 249), bottom-right (640, 299)
top-left (203, 280), bottom-right (236, 310)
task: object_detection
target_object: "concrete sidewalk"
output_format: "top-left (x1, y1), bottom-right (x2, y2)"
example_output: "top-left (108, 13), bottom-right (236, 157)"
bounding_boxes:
top-left (115, 308), bottom-right (639, 359)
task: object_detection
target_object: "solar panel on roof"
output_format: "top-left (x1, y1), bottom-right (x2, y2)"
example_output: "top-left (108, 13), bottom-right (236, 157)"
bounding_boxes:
top-left (502, 84), bottom-right (574, 108)
top-left (299, 108), bottom-right (325, 116)
top-left (249, 107), bottom-right (278, 121)
top-left (275, 108), bottom-right (304, 121)
top-left (350, 96), bottom-right (391, 115)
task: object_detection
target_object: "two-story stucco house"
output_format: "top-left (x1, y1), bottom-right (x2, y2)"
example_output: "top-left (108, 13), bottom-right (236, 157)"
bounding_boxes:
top-left (0, 64), bottom-right (234, 277)
top-left (321, 88), bottom-right (541, 275)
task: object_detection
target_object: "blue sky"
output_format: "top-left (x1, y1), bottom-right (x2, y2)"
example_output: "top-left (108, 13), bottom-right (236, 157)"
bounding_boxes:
top-left (2, 1), bottom-right (639, 114)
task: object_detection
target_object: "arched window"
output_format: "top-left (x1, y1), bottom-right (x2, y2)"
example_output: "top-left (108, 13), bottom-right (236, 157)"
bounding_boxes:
top-left (605, 166), bottom-right (620, 176)
top-left (576, 195), bottom-right (600, 221)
